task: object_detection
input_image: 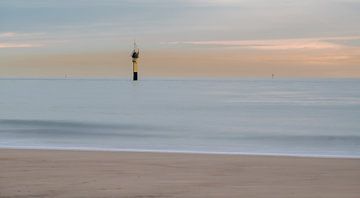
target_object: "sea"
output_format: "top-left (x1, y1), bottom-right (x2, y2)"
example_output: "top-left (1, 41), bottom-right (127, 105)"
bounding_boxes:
top-left (0, 78), bottom-right (359, 158)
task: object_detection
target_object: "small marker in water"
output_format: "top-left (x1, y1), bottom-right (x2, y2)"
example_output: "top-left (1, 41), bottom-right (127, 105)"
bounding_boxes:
top-left (131, 41), bottom-right (140, 81)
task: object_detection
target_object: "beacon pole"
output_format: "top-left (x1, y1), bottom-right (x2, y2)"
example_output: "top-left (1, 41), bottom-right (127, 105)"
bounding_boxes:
top-left (131, 42), bottom-right (140, 81)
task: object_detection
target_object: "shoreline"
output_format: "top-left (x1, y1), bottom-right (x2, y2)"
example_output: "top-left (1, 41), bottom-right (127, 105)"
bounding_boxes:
top-left (1, 146), bottom-right (359, 159)
top-left (1, 148), bottom-right (360, 197)
top-left (1, 77), bottom-right (360, 80)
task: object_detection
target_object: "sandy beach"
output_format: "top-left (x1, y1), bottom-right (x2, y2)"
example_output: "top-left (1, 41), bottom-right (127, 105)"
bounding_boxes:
top-left (0, 149), bottom-right (359, 198)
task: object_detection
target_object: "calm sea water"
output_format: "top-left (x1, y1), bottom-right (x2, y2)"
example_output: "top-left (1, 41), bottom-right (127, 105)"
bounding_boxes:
top-left (0, 78), bottom-right (359, 157)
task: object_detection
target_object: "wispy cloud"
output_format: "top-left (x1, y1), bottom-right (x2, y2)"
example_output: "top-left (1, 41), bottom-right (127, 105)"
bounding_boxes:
top-left (0, 32), bottom-right (17, 37)
top-left (166, 36), bottom-right (360, 50)
top-left (0, 32), bottom-right (53, 49)
top-left (0, 43), bottom-right (42, 49)
top-left (0, 32), bottom-right (48, 41)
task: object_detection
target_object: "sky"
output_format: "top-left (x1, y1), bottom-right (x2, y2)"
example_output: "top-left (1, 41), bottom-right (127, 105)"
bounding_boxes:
top-left (0, 0), bottom-right (360, 77)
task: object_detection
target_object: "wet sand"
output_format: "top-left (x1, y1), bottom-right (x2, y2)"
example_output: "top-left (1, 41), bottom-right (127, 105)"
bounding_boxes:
top-left (0, 149), bottom-right (359, 198)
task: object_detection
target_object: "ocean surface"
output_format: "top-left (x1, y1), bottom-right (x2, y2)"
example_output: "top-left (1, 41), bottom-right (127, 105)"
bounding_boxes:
top-left (0, 78), bottom-right (359, 157)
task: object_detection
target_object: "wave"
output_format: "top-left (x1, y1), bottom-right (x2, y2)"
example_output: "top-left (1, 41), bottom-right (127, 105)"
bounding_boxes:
top-left (0, 119), bottom-right (171, 137)
top-left (0, 119), bottom-right (160, 130)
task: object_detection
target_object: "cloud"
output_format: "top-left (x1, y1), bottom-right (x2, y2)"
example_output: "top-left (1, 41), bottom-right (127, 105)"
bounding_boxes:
top-left (0, 32), bottom-right (50, 49)
top-left (0, 32), bottom-right (17, 37)
top-left (0, 43), bottom-right (42, 48)
top-left (167, 36), bottom-right (360, 50)
top-left (0, 32), bottom-right (47, 39)
top-left (166, 36), bottom-right (360, 50)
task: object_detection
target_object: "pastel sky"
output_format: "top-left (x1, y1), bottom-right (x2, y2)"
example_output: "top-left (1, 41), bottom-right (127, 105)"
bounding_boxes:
top-left (1, 0), bottom-right (360, 77)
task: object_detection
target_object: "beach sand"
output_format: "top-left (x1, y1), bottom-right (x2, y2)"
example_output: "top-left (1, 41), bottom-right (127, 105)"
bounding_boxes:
top-left (0, 149), bottom-right (359, 198)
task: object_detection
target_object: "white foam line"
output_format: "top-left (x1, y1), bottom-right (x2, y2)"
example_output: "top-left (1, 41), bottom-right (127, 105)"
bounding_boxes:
top-left (1, 146), bottom-right (359, 159)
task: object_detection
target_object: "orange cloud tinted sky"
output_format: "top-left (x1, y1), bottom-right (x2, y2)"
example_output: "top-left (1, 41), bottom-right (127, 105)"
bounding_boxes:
top-left (1, 0), bottom-right (360, 77)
